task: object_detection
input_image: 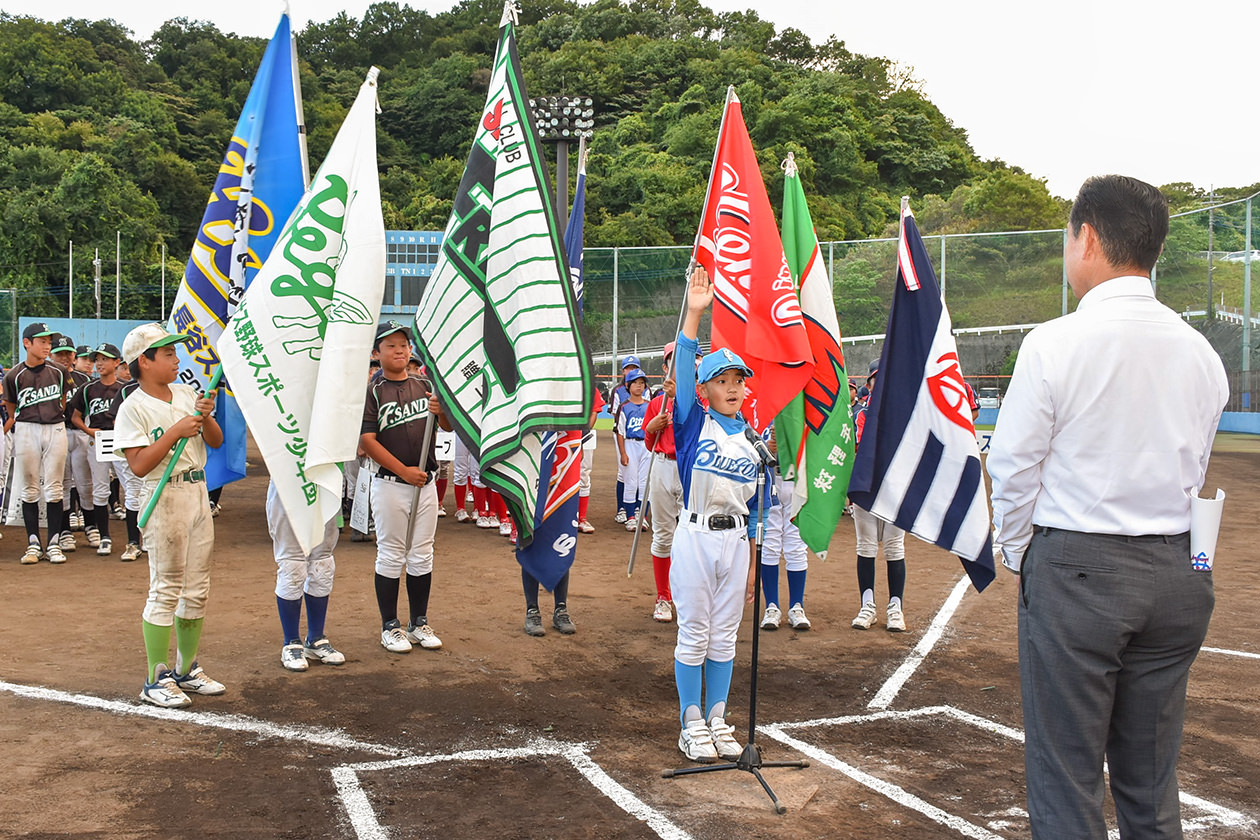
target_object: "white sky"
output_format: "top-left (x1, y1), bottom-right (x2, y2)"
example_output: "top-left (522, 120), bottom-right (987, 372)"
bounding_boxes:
top-left (3, 0), bottom-right (1256, 199)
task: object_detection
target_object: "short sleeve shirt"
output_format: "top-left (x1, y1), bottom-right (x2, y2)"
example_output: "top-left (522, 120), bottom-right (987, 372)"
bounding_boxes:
top-left (113, 384), bottom-right (207, 477)
top-left (76, 379), bottom-right (124, 430)
top-left (3, 361), bottom-right (67, 424)
top-left (64, 370), bottom-right (92, 425)
top-left (361, 375), bottom-right (438, 475)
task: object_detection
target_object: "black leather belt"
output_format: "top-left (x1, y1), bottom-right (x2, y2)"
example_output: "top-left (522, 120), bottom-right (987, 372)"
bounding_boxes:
top-left (685, 511), bottom-right (746, 531)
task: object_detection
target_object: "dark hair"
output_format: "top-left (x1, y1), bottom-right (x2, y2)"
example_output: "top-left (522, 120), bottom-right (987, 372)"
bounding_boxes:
top-left (128, 347), bottom-right (159, 381)
top-left (1069, 175), bottom-right (1168, 272)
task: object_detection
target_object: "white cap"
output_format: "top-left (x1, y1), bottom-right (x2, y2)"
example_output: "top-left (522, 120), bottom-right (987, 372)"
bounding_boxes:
top-left (122, 323), bottom-right (190, 364)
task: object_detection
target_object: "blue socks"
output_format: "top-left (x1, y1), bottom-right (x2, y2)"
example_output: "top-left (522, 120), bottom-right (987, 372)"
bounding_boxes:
top-left (277, 595), bottom-right (302, 644)
top-left (675, 659), bottom-right (703, 725)
top-left (616, 480), bottom-right (626, 516)
top-left (787, 568), bottom-right (806, 608)
top-left (704, 658), bottom-right (734, 721)
top-left (304, 593), bottom-right (329, 643)
top-left (760, 563), bottom-right (779, 607)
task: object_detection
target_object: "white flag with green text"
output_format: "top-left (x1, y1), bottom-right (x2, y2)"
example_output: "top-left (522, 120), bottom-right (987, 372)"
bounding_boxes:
top-left (218, 68), bottom-right (386, 553)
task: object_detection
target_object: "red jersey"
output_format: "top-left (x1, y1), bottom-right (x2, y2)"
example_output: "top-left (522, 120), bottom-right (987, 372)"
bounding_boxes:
top-left (643, 392), bottom-right (676, 458)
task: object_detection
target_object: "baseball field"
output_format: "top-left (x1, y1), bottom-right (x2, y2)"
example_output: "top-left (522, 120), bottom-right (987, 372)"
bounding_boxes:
top-left (0, 431), bottom-right (1256, 839)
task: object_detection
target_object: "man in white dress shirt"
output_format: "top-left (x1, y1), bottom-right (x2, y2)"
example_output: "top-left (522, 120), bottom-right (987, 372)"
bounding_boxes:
top-left (989, 175), bottom-right (1228, 840)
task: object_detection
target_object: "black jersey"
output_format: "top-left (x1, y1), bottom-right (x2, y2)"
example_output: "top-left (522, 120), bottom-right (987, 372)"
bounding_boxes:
top-left (76, 378), bottom-right (124, 430)
top-left (361, 374), bottom-right (438, 475)
top-left (64, 369), bottom-right (91, 425)
top-left (3, 360), bottom-right (67, 424)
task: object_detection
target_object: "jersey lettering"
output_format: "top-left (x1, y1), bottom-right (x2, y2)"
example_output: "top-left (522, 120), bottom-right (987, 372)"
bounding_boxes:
top-left (378, 397), bottom-right (428, 432)
top-left (16, 383), bottom-right (61, 410)
top-left (693, 438), bottom-right (758, 481)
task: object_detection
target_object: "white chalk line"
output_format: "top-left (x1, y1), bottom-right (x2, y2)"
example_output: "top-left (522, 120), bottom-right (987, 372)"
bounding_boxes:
top-left (333, 739), bottom-right (693, 840)
top-left (0, 677), bottom-right (690, 840)
top-left (762, 705), bottom-right (1255, 835)
top-left (0, 677), bottom-right (402, 756)
top-left (1202, 646), bottom-right (1260, 660)
top-left (868, 574), bottom-right (973, 710)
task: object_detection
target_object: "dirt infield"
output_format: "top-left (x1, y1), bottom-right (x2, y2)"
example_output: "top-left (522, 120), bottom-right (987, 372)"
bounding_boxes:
top-left (1, 432), bottom-right (1257, 839)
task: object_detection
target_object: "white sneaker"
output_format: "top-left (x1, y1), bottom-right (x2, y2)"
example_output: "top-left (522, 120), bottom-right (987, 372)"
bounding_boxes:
top-left (140, 669), bottom-right (191, 708)
top-left (121, 542), bottom-right (141, 562)
top-left (110, 503), bottom-right (125, 520)
top-left (475, 515), bottom-right (493, 529)
top-left (281, 643), bottom-right (309, 672)
top-left (787, 603), bottom-right (811, 630)
top-left (652, 599), bottom-right (674, 623)
top-left (577, 519), bottom-right (595, 534)
top-left (678, 719), bottom-right (718, 763)
top-left (486, 514), bottom-right (500, 528)
top-left (455, 508), bottom-right (471, 523)
top-left (58, 532), bottom-right (76, 552)
top-left (886, 603), bottom-right (906, 633)
top-left (625, 516), bottom-right (638, 531)
top-left (499, 520), bottom-right (512, 537)
top-left (436, 506), bottom-right (446, 517)
top-left (405, 623), bottom-right (442, 650)
top-left (96, 538), bottom-right (113, 557)
top-left (465, 491), bottom-right (475, 505)
top-left (209, 502), bottom-right (222, 518)
top-left (852, 602), bottom-right (877, 630)
top-left (761, 604), bottom-right (781, 630)
top-left (46, 544), bottom-right (67, 564)
top-left (85, 526), bottom-right (101, 548)
top-left (615, 509), bottom-right (627, 524)
top-left (20, 543), bottom-right (40, 564)
top-left (380, 620), bottom-right (412, 653)
top-left (708, 716), bottom-right (743, 760)
top-left (69, 511), bottom-right (84, 531)
top-left (174, 663), bottom-right (226, 695)
top-left (303, 637), bottom-right (346, 665)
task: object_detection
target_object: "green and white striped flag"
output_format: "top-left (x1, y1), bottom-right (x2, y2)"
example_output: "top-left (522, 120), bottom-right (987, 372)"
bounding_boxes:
top-left (775, 154), bottom-right (856, 557)
top-left (413, 2), bottom-right (594, 546)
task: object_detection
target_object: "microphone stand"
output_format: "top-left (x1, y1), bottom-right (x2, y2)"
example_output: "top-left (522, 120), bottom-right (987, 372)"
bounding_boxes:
top-left (662, 442), bottom-right (809, 813)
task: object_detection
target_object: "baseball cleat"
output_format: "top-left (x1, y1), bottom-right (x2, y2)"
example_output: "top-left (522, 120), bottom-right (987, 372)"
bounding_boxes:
top-left (140, 669), bottom-right (192, 708)
top-left (886, 603), bottom-right (906, 633)
top-left (624, 516), bottom-right (638, 531)
top-left (404, 623), bottom-right (442, 650)
top-left (436, 506), bottom-right (446, 517)
top-left (486, 514), bottom-right (500, 529)
top-left (653, 599), bottom-right (674, 623)
top-left (58, 532), bottom-right (76, 552)
top-left (678, 719), bottom-right (719, 763)
top-left (760, 604), bottom-right (781, 630)
top-left (281, 643), bottom-right (309, 672)
top-left (110, 503), bottom-right (125, 520)
top-left (380, 620), bottom-right (412, 653)
top-left (209, 502), bottom-right (222, 518)
top-left (524, 607), bottom-right (546, 637)
top-left (475, 515), bottom-right (493, 529)
top-left (96, 538), bottom-right (113, 557)
top-left (577, 519), bottom-right (595, 534)
top-left (708, 716), bottom-right (742, 761)
top-left (20, 543), bottom-right (41, 565)
top-left (85, 526), bottom-right (101, 548)
top-left (303, 637), bottom-right (346, 665)
top-left (614, 509), bottom-right (627, 524)
top-left (46, 544), bottom-right (67, 564)
top-left (499, 520), bottom-right (512, 537)
top-left (787, 603), bottom-right (811, 631)
top-left (851, 602), bottom-right (877, 630)
top-left (174, 663), bottom-right (226, 695)
top-left (121, 542), bottom-right (141, 562)
top-left (69, 511), bottom-right (83, 531)
top-left (552, 605), bottom-right (576, 635)
top-left (454, 508), bottom-right (471, 523)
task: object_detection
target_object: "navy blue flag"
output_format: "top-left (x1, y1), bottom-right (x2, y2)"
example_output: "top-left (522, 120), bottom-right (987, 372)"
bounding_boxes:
top-left (847, 205), bottom-right (995, 592)
top-left (514, 155), bottom-right (589, 589)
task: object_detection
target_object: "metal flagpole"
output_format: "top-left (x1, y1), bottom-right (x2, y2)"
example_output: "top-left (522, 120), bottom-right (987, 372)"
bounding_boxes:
top-left (402, 406), bottom-right (438, 557)
top-left (68, 241), bottom-right (73, 319)
top-left (138, 367), bottom-right (223, 528)
top-left (627, 85), bottom-right (736, 577)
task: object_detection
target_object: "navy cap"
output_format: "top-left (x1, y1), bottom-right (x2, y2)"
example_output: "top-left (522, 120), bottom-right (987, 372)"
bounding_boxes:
top-left (375, 320), bottom-right (412, 344)
top-left (696, 347), bottom-right (753, 383)
top-left (868, 358), bottom-right (880, 374)
top-left (22, 322), bottom-right (55, 340)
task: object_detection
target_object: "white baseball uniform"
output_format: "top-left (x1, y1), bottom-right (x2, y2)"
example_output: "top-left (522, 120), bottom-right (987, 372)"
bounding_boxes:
top-left (762, 476), bottom-right (808, 572)
top-left (267, 479), bottom-right (337, 600)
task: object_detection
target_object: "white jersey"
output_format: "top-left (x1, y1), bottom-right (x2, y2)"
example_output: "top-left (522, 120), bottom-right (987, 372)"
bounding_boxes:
top-left (113, 383), bottom-right (207, 478)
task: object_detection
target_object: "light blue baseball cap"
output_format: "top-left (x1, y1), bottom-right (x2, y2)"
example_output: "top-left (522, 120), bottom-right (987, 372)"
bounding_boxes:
top-left (696, 347), bottom-right (753, 383)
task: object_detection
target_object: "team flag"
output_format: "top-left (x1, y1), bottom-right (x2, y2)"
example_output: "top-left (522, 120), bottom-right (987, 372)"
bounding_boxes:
top-left (218, 69), bottom-right (386, 554)
top-left (515, 146), bottom-right (590, 588)
top-left (847, 203), bottom-right (995, 591)
top-left (694, 87), bottom-right (813, 433)
top-left (413, 1), bottom-right (594, 577)
top-left (168, 11), bottom-right (308, 489)
top-left (773, 154), bottom-right (855, 557)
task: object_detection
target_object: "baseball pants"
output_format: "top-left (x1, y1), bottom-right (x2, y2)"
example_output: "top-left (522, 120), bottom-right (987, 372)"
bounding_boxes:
top-left (267, 480), bottom-right (337, 600)
top-left (671, 519), bottom-right (750, 666)
top-left (621, 438), bottom-right (649, 505)
top-left (64, 428), bottom-right (93, 502)
top-left (853, 504), bottom-right (905, 560)
top-left (371, 477), bottom-right (438, 578)
top-left (763, 477), bottom-right (808, 572)
top-left (14, 422), bottom-right (67, 503)
top-left (139, 479), bottom-right (214, 625)
top-left (648, 454), bottom-right (683, 557)
top-left (85, 435), bottom-right (113, 507)
top-left (580, 446), bottom-right (593, 497)
top-left (114, 457), bottom-right (143, 511)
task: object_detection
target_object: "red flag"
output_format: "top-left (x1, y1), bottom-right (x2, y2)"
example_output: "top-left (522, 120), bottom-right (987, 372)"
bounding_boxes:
top-left (694, 90), bottom-right (813, 432)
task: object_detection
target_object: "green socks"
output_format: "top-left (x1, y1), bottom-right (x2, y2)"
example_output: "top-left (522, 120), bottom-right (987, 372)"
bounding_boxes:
top-left (175, 617), bottom-right (204, 675)
top-left (141, 620), bottom-right (172, 683)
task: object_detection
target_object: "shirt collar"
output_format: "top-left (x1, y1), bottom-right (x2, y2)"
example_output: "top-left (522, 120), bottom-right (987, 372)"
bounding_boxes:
top-left (1076, 275), bottom-right (1155, 310)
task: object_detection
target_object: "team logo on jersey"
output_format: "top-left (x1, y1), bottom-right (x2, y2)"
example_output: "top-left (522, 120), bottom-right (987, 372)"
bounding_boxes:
top-left (626, 415), bottom-right (644, 434)
top-left (926, 352), bottom-right (973, 432)
top-left (694, 438), bottom-right (757, 481)
top-left (17, 384), bottom-right (61, 410)
top-left (88, 397), bottom-right (114, 418)
top-left (378, 397), bottom-right (429, 432)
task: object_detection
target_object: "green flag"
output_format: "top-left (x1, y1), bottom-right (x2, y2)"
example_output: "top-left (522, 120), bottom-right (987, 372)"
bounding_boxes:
top-left (774, 154), bottom-right (856, 557)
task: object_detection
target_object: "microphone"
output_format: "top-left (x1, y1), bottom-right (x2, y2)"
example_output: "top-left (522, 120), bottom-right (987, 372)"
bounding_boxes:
top-left (744, 426), bottom-right (777, 467)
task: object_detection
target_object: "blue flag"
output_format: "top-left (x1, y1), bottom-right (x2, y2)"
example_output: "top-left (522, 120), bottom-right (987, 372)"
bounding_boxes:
top-left (515, 157), bottom-right (589, 589)
top-left (168, 12), bottom-right (307, 489)
top-left (847, 205), bottom-right (995, 592)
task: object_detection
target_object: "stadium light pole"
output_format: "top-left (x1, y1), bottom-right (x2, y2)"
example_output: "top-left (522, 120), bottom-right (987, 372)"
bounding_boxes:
top-left (528, 95), bottom-right (594, 238)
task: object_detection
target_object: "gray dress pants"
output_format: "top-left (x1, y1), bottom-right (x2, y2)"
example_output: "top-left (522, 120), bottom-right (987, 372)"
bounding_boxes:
top-left (1018, 527), bottom-right (1213, 840)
